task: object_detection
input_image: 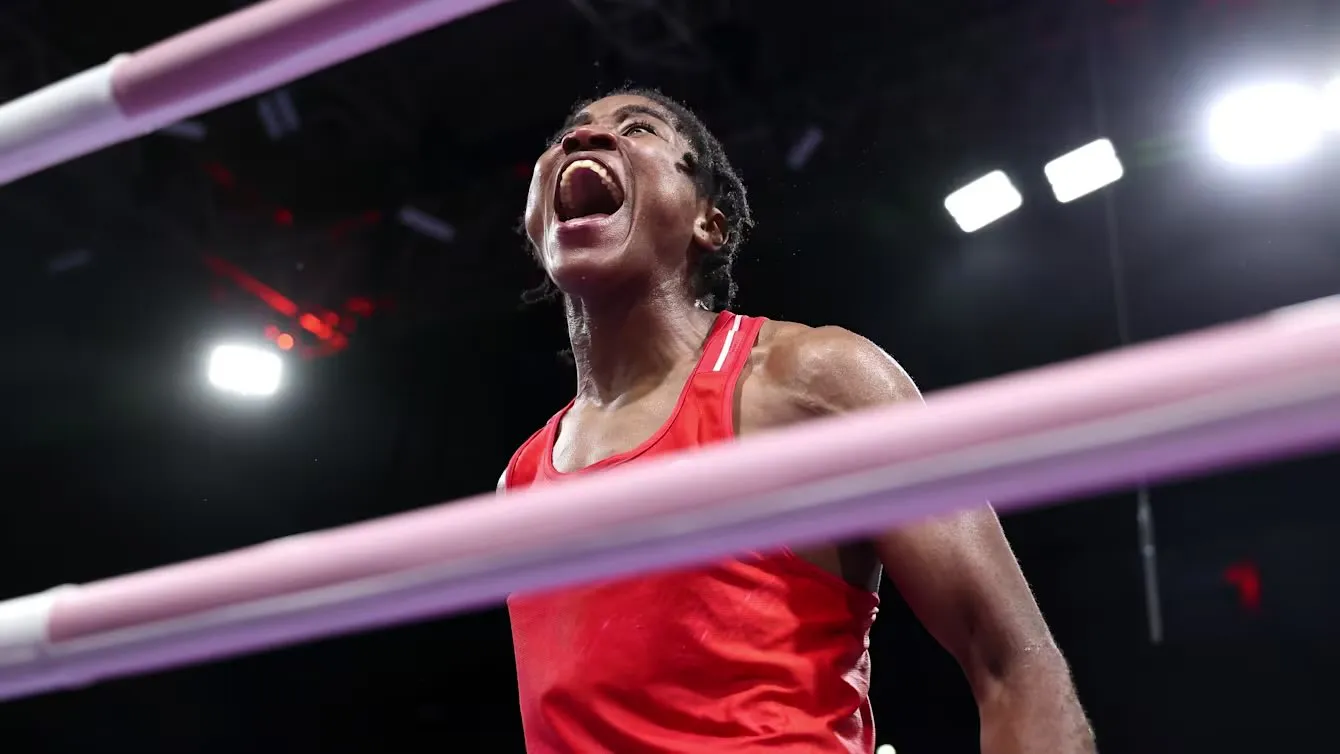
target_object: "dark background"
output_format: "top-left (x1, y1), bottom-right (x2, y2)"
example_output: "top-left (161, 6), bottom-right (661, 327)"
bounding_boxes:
top-left (1, 0), bottom-right (1339, 751)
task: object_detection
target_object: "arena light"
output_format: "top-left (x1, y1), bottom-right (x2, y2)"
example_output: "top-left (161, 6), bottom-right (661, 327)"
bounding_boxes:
top-left (1044, 139), bottom-right (1124, 203)
top-left (397, 206), bottom-right (457, 243)
top-left (207, 344), bottom-right (283, 397)
top-left (1208, 82), bottom-right (1324, 165)
top-left (786, 126), bottom-right (824, 171)
top-left (943, 170), bottom-right (1022, 233)
top-left (1323, 76), bottom-right (1340, 132)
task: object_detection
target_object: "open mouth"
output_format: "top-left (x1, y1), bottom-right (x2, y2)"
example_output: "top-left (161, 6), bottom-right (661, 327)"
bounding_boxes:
top-left (555, 158), bottom-right (626, 222)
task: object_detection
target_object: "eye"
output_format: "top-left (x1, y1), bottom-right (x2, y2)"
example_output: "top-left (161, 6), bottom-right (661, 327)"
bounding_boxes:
top-left (623, 121), bottom-right (657, 137)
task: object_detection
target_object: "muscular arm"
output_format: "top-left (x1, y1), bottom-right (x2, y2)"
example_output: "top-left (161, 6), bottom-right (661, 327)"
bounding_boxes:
top-left (766, 325), bottom-right (1096, 754)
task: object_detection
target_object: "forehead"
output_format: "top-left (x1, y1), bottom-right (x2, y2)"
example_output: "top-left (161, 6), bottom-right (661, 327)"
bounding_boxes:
top-left (568, 94), bottom-right (676, 129)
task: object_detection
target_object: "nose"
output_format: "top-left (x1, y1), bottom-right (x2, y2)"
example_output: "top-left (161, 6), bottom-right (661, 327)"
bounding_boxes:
top-left (562, 126), bottom-right (616, 155)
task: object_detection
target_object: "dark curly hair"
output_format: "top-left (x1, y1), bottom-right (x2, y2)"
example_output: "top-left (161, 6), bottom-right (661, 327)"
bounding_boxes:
top-left (522, 86), bottom-right (753, 311)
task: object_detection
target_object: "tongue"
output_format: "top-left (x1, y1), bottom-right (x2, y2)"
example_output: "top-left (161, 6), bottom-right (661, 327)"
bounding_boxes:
top-left (565, 168), bottom-right (622, 219)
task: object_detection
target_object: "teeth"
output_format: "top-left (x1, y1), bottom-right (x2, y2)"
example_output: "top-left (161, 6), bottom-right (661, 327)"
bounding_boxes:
top-left (561, 158), bottom-right (614, 186)
top-left (560, 178), bottom-right (574, 216)
top-left (559, 159), bottom-right (623, 217)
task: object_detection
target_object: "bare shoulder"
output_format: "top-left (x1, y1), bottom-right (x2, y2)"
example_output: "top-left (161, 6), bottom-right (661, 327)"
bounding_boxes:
top-left (747, 319), bottom-right (921, 418)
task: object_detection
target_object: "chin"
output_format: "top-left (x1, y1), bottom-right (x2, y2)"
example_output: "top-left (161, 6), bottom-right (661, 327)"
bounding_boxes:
top-left (545, 246), bottom-right (637, 300)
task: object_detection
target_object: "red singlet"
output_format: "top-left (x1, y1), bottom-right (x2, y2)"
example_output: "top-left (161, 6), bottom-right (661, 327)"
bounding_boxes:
top-left (505, 311), bottom-right (880, 753)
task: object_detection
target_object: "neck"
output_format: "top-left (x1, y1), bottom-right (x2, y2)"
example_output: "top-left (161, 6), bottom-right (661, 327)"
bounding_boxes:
top-left (566, 283), bottom-right (719, 406)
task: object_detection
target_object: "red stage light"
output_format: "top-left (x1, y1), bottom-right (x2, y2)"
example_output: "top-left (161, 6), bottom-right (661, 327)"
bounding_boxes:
top-left (1223, 561), bottom-right (1261, 613)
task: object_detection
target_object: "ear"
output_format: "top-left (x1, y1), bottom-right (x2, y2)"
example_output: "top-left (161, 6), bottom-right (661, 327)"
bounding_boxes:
top-left (693, 205), bottom-right (727, 252)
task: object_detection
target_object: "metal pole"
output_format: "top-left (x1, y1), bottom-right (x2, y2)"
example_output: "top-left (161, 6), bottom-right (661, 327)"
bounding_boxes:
top-left (1085, 1), bottom-right (1164, 645)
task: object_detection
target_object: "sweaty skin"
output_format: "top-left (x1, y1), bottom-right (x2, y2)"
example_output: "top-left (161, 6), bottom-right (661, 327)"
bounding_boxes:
top-left (508, 93), bottom-right (1097, 754)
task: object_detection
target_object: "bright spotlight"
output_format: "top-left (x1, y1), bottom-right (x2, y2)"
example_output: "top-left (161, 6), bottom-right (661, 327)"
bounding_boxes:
top-left (876, 746), bottom-right (896, 754)
top-left (944, 170), bottom-right (1022, 233)
top-left (208, 344), bottom-right (283, 397)
top-left (1044, 138), bottom-right (1124, 203)
top-left (1323, 77), bottom-right (1340, 131)
top-left (1208, 82), bottom-right (1324, 165)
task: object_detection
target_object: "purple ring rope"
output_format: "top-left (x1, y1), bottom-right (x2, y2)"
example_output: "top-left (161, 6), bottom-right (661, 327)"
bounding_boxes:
top-left (1, 296), bottom-right (1338, 701)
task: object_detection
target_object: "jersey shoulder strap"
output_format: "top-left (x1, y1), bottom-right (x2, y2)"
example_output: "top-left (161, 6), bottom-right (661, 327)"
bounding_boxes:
top-left (502, 412), bottom-right (561, 489)
top-left (686, 311), bottom-right (766, 429)
top-left (692, 311), bottom-right (766, 379)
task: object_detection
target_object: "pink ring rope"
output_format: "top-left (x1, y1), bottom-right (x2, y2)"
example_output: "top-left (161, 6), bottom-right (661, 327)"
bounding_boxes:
top-left (0, 296), bottom-right (1337, 700)
top-left (0, 0), bottom-right (506, 184)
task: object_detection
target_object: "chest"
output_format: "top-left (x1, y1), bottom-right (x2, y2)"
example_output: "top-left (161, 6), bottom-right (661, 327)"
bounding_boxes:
top-left (549, 357), bottom-right (797, 474)
top-left (539, 350), bottom-right (873, 590)
top-left (550, 380), bottom-right (685, 473)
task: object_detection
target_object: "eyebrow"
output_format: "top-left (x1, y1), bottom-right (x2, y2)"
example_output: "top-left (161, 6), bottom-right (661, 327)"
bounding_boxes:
top-left (553, 104), bottom-right (675, 142)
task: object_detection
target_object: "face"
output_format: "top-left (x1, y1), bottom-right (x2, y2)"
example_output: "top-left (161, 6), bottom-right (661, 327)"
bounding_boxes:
top-left (524, 94), bottom-right (725, 300)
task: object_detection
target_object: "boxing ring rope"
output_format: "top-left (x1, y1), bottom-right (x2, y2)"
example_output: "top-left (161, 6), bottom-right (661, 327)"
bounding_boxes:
top-left (1, 296), bottom-right (1339, 700)
top-left (0, 0), bottom-right (507, 185)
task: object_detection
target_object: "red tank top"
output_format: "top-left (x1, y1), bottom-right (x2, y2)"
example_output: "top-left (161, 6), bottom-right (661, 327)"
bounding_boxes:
top-left (505, 311), bottom-right (880, 753)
